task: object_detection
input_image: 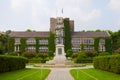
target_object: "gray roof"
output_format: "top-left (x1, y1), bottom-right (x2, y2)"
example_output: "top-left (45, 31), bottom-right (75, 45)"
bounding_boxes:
top-left (9, 31), bottom-right (110, 38)
top-left (71, 32), bottom-right (110, 38)
top-left (9, 32), bottom-right (50, 38)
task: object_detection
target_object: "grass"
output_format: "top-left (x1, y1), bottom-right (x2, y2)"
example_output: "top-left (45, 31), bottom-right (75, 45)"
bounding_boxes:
top-left (70, 68), bottom-right (120, 80)
top-left (0, 68), bottom-right (50, 80)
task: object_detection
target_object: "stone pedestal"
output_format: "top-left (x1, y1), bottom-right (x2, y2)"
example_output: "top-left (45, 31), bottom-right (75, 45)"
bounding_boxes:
top-left (46, 44), bottom-right (66, 65)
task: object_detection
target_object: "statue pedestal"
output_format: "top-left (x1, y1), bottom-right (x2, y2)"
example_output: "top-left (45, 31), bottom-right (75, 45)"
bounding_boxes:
top-left (46, 44), bottom-right (66, 65)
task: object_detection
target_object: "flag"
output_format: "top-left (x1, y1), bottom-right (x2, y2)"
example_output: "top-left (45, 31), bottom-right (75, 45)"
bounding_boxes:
top-left (62, 8), bottom-right (63, 14)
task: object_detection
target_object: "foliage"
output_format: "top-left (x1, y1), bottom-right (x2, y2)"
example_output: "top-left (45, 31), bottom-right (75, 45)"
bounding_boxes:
top-left (5, 30), bottom-right (11, 36)
top-left (37, 53), bottom-right (48, 59)
top-left (20, 38), bottom-right (26, 53)
top-left (99, 52), bottom-right (111, 56)
top-left (94, 38), bottom-right (99, 52)
top-left (0, 55), bottom-right (28, 73)
top-left (64, 18), bottom-right (71, 52)
top-left (70, 68), bottom-right (120, 80)
top-left (85, 50), bottom-right (98, 57)
top-left (8, 52), bottom-right (18, 56)
top-left (75, 52), bottom-right (93, 63)
top-left (35, 38), bottom-right (39, 53)
top-left (111, 30), bottom-right (120, 51)
top-left (22, 52), bottom-right (37, 59)
top-left (71, 53), bottom-right (78, 58)
top-left (48, 50), bottom-right (54, 57)
top-left (26, 29), bottom-right (36, 32)
top-left (105, 38), bottom-right (112, 53)
top-left (93, 55), bottom-right (120, 74)
top-left (114, 48), bottom-right (120, 54)
top-left (8, 38), bottom-right (14, 53)
top-left (28, 57), bottom-right (43, 63)
top-left (48, 32), bottom-right (55, 53)
top-left (66, 49), bottom-right (73, 57)
top-left (0, 68), bottom-right (50, 80)
top-left (0, 34), bottom-right (8, 54)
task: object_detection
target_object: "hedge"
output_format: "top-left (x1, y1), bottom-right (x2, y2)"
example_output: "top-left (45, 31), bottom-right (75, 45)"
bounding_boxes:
top-left (0, 55), bottom-right (28, 73)
top-left (93, 55), bottom-right (120, 74)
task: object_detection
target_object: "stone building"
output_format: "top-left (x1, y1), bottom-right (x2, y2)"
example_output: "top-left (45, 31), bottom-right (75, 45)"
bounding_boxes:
top-left (9, 17), bottom-right (110, 54)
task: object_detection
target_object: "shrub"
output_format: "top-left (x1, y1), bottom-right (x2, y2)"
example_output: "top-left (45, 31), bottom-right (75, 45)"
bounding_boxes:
top-left (114, 48), bottom-right (120, 54)
top-left (85, 50), bottom-right (98, 57)
top-left (8, 52), bottom-right (18, 56)
top-left (66, 49), bottom-right (73, 57)
top-left (28, 57), bottom-right (42, 63)
top-left (37, 53), bottom-right (48, 59)
top-left (48, 51), bottom-right (54, 57)
top-left (22, 52), bottom-right (37, 59)
top-left (93, 55), bottom-right (120, 74)
top-left (0, 55), bottom-right (28, 73)
top-left (72, 53), bottom-right (78, 58)
top-left (99, 52), bottom-right (111, 56)
top-left (75, 52), bottom-right (93, 63)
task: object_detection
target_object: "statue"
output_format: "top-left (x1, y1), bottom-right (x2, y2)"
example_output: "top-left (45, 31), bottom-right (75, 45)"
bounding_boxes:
top-left (57, 30), bottom-right (62, 44)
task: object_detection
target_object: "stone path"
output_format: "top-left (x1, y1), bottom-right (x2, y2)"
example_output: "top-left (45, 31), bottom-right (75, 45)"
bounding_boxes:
top-left (45, 68), bottom-right (74, 80)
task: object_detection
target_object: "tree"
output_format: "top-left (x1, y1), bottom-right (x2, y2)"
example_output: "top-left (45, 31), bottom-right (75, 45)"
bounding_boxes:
top-left (0, 34), bottom-right (7, 54)
top-left (26, 29), bottom-right (36, 32)
top-left (111, 30), bottom-right (120, 51)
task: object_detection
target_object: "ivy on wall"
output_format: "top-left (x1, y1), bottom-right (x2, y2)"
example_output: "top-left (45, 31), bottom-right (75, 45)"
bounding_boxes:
top-left (64, 18), bottom-right (71, 53)
top-left (105, 38), bottom-right (112, 53)
top-left (48, 32), bottom-right (55, 53)
top-left (20, 38), bottom-right (26, 53)
top-left (94, 38), bottom-right (99, 52)
top-left (35, 38), bottom-right (39, 53)
top-left (81, 44), bottom-right (84, 51)
top-left (8, 38), bottom-right (14, 52)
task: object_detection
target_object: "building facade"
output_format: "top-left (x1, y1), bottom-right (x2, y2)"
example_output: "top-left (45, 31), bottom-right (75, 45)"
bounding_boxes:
top-left (9, 17), bottom-right (111, 54)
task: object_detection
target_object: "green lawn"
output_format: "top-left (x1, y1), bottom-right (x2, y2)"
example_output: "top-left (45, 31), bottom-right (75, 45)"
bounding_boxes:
top-left (70, 68), bottom-right (120, 80)
top-left (0, 68), bottom-right (50, 80)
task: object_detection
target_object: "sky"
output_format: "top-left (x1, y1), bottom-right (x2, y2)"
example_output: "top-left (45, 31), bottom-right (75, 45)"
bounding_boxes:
top-left (0, 0), bottom-right (120, 32)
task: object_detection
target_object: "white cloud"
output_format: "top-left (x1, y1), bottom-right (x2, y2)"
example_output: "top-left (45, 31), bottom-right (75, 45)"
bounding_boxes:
top-left (108, 0), bottom-right (120, 11)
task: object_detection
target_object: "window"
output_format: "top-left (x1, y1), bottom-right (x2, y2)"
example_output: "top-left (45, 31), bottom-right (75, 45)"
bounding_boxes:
top-left (99, 39), bottom-right (105, 44)
top-left (39, 39), bottom-right (48, 45)
top-left (15, 45), bottom-right (20, 52)
top-left (39, 46), bottom-right (48, 52)
top-left (15, 38), bottom-right (20, 44)
top-left (26, 46), bottom-right (35, 52)
top-left (84, 46), bottom-right (94, 51)
top-left (72, 39), bottom-right (80, 44)
top-left (99, 45), bottom-right (105, 51)
top-left (72, 46), bottom-right (81, 52)
top-left (84, 39), bottom-right (94, 44)
top-left (26, 38), bottom-right (36, 44)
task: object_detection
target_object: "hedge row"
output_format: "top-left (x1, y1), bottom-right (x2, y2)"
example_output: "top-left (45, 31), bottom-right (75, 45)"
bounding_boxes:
top-left (0, 55), bottom-right (28, 73)
top-left (75, 57), bottom-right (93, 63)
top-left (93, 55), bottom-right (120, 74)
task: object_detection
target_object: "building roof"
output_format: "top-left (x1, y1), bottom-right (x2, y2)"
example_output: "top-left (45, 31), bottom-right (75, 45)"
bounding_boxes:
top-left (71, 32), bottom-right (110, 38)
top-left (9, 31), bottom-right (110, 38)
top-left (9, 31), bottom-right (50, 38)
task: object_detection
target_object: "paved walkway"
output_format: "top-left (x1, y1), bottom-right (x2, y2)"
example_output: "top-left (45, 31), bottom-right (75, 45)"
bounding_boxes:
top-left (45, 68), bottom-right (74, 80)
top-left (26, 65), bottom-right (93, 80)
